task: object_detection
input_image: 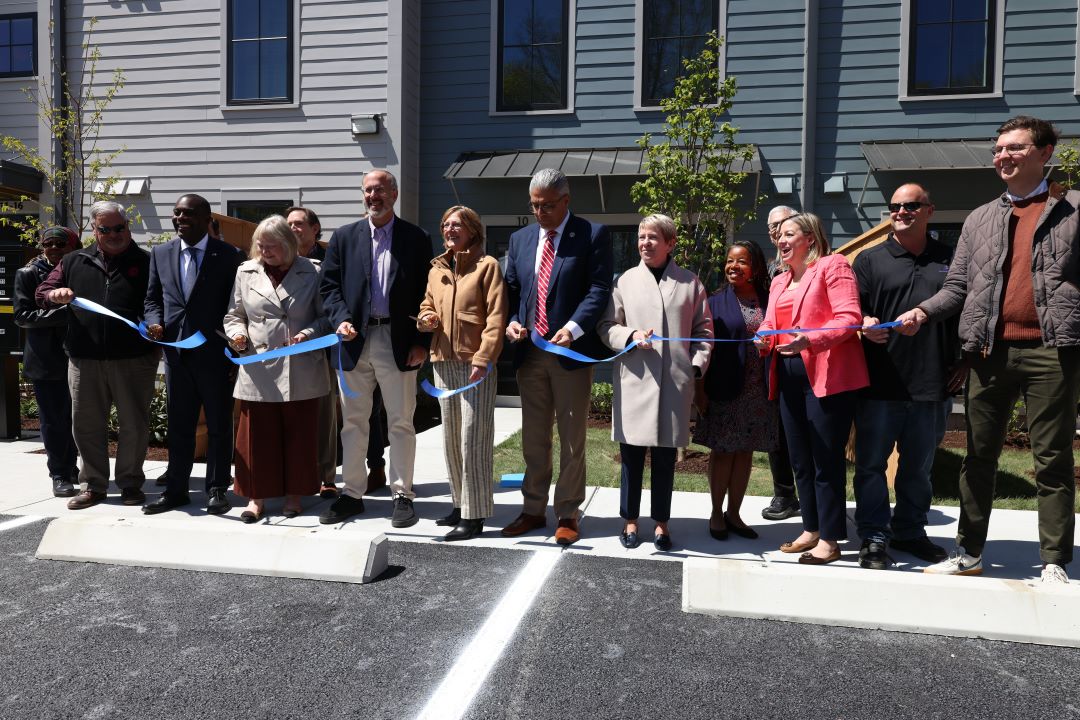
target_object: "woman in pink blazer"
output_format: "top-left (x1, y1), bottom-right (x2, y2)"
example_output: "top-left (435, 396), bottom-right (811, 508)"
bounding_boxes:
top-left (755, 213), bottom-right (868, 565)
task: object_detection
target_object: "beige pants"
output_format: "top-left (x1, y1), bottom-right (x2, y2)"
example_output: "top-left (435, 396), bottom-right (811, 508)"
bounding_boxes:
top-left (434, 360), bottom-right (496, 520)
top-left (338, 325), bottom-right (417, 499)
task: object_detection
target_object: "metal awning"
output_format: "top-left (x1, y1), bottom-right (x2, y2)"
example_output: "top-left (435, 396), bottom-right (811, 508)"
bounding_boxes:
top-left (444, 146), bottom-right (761, 180)
top-left (0, 159), bottom-right (43, 200)
top-left (861, 138), bottom-right (1068, 172)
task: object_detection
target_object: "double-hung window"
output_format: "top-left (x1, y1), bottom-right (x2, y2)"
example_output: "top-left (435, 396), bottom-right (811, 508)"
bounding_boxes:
top-left (638, 0), bottom-right (719, 108)
top-left (493, 0), bottom-right (571, 113)
top-left (903, 0), bottom-right (1000, 98)
top-left (227, 0), bottom-right (293, 104)
top-left (0, 14), bottom-right (36, 79)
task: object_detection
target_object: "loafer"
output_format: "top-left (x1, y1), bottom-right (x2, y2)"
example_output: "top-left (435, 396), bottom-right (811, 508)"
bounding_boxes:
top-left (319, 494), bottom-right (366, 524)
top-left (391, 494), bottom-right (418, 528)
top-left (780, 537), bottom-right (819, 554)
top-left (761, 495), bottom-right (800, 521)
top-left (436, 507), bottom-right (461, 527)
top-left (554, 517), bottom-right (580, 546)
top-left (709, 525), bottom-right (729, 541)
top-left (155, 471), bottom-right (169, 487)
top-left (501, 512), bottom-right (547, 537)
top-left (724, 512), bottom-right (759, 540)
top-left (241, 508), bottom-right (263, 524)
top-left (67, 490), bottom-right (106, 510)
top-left (365, 466), bottom-right (387, 495)
top-left (859, 539), bottom-right (890, 570)
top-left (52, 478), bottom-right (78, 498)
top-left (142, 493), bottom-right (192, 515)
top-left (654, 532), bottom-right (673, 552)
top-left (799, 548), bottom-right (841, 565)
top-left (890, 536), bottom-right (948, 564)
top-left (444, 518), bottom-right (484, 541)
top-left (206, 488), bottom-right (230, 515)
top-left (319, 482), bottom-right (339, 500)
top-left (620, 524), bottom-right (640, 549)
top-left (120, 488), bottom-right (146, 506)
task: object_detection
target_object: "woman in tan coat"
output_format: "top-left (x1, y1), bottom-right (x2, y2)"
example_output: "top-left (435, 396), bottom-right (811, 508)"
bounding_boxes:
top-left (224, 215), bottom-right (331, 522)
top-left (417, 206), bottom-right (508, 541)
top-left (598, 214), bottom-right (712, 551)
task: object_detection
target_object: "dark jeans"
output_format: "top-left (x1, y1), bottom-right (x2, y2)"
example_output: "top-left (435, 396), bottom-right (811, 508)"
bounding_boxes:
top-left (768, 415), bottom-right (797, 499)
top-left (619, 444), bottom-right (676, 523)
top-left (777, 355), bottom-right (855, 541)
top-left (164, 355), bottom-right (235, 497)
top-left (958, 342), bottom-right (1080, 565)
top-left (32, 379), bottom-right (78, 482)
top-left (853, 398), bottom-right (950, 543)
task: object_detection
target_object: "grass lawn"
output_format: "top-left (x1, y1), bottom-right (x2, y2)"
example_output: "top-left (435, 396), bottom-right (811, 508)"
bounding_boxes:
top-left (492, 427), bottom-right (1080, 513)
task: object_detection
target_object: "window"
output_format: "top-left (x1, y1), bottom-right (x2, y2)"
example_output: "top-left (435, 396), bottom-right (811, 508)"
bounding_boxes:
top-left (906, 0), bottom-right (996, 96)
top-left (0, 14), bottom-right (36, 79)
top-left (227, 0), bottom-right (292, 104)
top-left (227, 199), bottom-right (293, 224)
top-left (493, 0), bottom-right (571, 113)
top-left (638, 0), bottom-right (719, 108)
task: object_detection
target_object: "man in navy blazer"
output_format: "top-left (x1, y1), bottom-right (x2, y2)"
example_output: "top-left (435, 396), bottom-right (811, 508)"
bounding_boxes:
top-left (142, 194), bottom-right (243, 515)
top-left (501, 168), bottom-right (613, 545)
top-left (319, 169), bottom-right (433, 528)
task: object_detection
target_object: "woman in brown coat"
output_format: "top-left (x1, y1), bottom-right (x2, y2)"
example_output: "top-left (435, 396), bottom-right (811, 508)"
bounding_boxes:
top-left (417, 206), bottom-right (508, 540)
top-left (224, 215), bottom-right (331, 522)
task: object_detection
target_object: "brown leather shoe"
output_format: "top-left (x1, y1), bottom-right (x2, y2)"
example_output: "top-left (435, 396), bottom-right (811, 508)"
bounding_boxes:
top-left (780, 537), bottom-right (820, 554)
top-left (364, 467), bottom-right (387, 495)
top-left (554, 517), bottom-right (580, 546)
top-left (67, 490), bottom-right (106, 510)
top-left (500, 512), bottom-right (546, 537)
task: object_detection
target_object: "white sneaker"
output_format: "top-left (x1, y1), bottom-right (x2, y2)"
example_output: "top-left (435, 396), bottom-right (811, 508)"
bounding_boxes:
top-left (1041, 564), bottom-right (1069, 585)
top-left (924, 547), bottom-right (983, 576)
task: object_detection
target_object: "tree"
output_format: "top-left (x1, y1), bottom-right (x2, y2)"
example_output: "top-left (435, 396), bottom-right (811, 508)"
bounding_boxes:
top-left (1, 17), bottom-right (126, 243)
top-left (631, 32), bottom-right (762, 288)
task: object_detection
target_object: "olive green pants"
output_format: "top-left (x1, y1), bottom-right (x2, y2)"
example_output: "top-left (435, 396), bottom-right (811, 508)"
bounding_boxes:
top-left (958, 342), bottom-right (1080, 565)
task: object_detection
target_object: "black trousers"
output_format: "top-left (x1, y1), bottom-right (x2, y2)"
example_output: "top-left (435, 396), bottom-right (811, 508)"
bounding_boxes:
top-left (366, 384), bottom-right (386, 469)
top-left (164, 355), bottom-right (235, 497)
top-left (768, 415), bottom-right (797, 498)
top-left (32, 379), bottom-right (78, 482)
top-left (619, 444), bottom-right (676, 523)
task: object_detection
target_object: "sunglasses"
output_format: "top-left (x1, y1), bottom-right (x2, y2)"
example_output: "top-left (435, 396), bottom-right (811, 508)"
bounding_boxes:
top-left (887, 202), bottom-right (927, 213)
top-left (41, 239), bottom-right (69, 249)
top-left (96, 224), bottom-right (127, 234)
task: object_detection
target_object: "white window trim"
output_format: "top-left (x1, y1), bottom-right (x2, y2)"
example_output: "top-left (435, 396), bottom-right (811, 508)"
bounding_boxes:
top-left (488, 0), bottom-right (577, 117)
top-left (219, 0), bottom-right (302, 111)
top-left (633, 0), bottom-right (727, 112)
top-left (898, 0), bottom-right (1004, 102)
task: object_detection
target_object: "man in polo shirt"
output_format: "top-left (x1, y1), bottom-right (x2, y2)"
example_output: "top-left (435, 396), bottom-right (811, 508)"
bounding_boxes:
top-left (897, 116), bottom-right (1080, 584)
top-left (853, 183), bottom-right (961, 570)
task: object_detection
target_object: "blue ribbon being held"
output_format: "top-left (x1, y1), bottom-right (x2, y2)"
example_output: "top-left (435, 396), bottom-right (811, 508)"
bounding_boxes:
top-left (222, 332), bottom-right (359, 399)
top-left (71, 297), bottom-right (206, 349)
top-left (421, 364), bottom-right (493, 399)
top-left (529, 330), bottom-right (638, 364)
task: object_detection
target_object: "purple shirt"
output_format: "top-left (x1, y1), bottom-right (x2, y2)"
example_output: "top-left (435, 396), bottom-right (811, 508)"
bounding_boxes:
top-left (369, 215), bottom-right (394, 317)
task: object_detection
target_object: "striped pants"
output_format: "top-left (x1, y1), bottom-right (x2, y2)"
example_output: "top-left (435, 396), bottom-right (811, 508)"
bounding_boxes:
top-left (434, 360), bottom-right (496, 520)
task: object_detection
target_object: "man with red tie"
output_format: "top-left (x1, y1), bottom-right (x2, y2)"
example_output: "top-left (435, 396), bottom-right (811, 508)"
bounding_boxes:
top-left (502, 168), bottom-right (613, 545)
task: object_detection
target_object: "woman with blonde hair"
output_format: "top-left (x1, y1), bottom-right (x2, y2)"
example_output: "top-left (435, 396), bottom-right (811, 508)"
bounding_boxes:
top-left (417, 206), bottom-right (507, 540)
top-left (224, 215), bottom-right (331, 522)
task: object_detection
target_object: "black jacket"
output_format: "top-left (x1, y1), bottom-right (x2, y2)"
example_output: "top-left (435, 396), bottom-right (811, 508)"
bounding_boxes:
top-left (14, 256), bottom-right (69, 381)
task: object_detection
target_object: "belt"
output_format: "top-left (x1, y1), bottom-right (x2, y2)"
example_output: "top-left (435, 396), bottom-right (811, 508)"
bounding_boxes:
top-left (367, 316), bottom-right (391, 327)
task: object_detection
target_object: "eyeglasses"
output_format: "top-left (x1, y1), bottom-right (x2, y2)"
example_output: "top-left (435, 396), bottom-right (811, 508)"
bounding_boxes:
top-left (990, 143), bottom-right (1035, 157)
top-left (528, 196), bottom-right (567, 213)
top-left (441, 221), bottom-right (464, 230)
top-left (41, 240), bottom-right (68, 249)
top-left (96, 224), bottom-right (127, 234)
top-left (887, 201), bottom-right (928, 213)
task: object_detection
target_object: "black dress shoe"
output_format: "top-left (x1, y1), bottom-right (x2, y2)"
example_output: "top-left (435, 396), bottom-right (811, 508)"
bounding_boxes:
top-left (620, 528), bottom-right (640, 549)
top-left (709, 524), bottom-right (729, 541)
top-left (142, 494), bottom-right (192, 515)
top-left (52, 478), bottom-right (77, 498)
top-left (206, 488), bottom-right (230, 515)
top-left (654, 533), bottom-right (673, 552)
top-left (320, 494), bottom-right (365, 524)
top-left (436, 507), bottom-right (461, 527)
top-left (444, 518), bottom-right (484, 541)
top-left (890, 536), bottom-right (948, 564)
top-left (859, 538), bottom-right (890, 570)
top-left (724, 512), bottom-right (759, 539)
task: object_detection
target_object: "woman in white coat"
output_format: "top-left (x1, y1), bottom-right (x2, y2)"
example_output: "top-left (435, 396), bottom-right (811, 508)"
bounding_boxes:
top-left (598, 214), bottom-right (712, 551)
top-left (224, 215), bottom-right (331, 522)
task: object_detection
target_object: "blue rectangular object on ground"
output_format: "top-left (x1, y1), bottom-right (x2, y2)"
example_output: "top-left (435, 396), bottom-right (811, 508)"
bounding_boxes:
top-left (500, 473), bottom-right (525, 488)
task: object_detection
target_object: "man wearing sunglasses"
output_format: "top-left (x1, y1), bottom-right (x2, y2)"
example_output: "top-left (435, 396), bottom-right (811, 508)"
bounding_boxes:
top-left (897, 116), bottom-right (1080, 585)
top-left (852, 184), bottom-right (962, 570)
top-left (35, 201), bottom-right (159, 511)
top-left (14, 227), bottom-right (81, 497)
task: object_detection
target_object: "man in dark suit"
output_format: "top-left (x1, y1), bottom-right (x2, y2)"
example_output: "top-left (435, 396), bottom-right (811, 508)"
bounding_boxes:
top-left (142, 194), bottom-right (243, 515)
top-left (319, 169), bottom-right (433, 527)
top-left (502, 168), bottom-right (613, 545)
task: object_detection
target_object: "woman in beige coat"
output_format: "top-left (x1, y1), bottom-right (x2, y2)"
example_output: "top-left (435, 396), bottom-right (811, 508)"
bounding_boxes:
top-left (598, 214), bottom-right (712, 551)
top-left (417, 206), bottom-right (507, 541)
top-left (224, 215), bottom-right (331, 522)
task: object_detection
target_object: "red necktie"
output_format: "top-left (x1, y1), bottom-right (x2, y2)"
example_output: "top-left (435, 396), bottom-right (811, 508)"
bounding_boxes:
top-left (534, 229), bottom-right (556, 337)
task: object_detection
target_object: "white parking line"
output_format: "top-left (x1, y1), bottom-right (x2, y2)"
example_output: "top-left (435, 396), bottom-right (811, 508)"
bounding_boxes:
top-left (415, 549), bottom-right (562, 720)
top-left (0, 515), bottom-right (43, 533)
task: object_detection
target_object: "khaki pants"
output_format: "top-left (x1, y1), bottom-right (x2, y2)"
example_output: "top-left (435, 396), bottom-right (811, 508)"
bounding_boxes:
top-left (69, 353), bottom-right (159, 493)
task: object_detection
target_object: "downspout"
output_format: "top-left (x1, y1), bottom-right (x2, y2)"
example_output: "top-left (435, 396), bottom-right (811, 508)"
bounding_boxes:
top-left (52, 0), bottom-right (67, 227)
top-left (798, 0), bottom-right (817, 213)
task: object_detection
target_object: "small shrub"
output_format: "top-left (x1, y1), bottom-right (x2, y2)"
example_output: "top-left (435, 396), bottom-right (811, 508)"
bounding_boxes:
top-left (20, 396), bottom-right (38, 419)
top-left (107, 375), bottom-right (169, 444)
top-left (591, 382), bottom-right (613, 418)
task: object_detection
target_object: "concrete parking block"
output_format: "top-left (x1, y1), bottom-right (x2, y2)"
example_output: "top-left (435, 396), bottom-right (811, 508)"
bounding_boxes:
top-left (683, 557), bottom-right (1080, 647)
top-left (35, 515), bottom-right (388, 583)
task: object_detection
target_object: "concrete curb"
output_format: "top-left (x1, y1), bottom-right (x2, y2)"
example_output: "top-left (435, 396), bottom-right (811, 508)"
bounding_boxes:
top-left (682, 557), bottom-right (1080, 648)
top-left (35, 515), bottom-right (388, 584)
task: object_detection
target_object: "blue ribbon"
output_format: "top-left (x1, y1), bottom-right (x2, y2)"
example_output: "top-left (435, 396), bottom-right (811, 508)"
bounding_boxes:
top-left (222, 332), bottom-right (359, 399)
top-left (421, 364), bottom-right (493, 399)
top-left (71, 297), bottom-right (206, 349)
top-left (532, 322), bottom-right (903, 364)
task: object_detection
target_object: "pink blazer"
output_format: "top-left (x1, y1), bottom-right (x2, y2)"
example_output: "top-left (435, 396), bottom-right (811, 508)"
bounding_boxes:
top-left (759, 253), bottom-right (869, 399)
